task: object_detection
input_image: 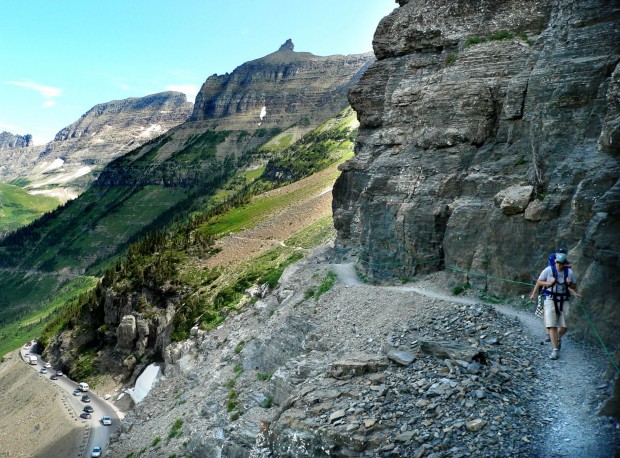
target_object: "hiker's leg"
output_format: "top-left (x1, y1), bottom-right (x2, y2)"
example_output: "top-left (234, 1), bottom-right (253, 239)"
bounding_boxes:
top-left (557, 305), bottom-right (568, 339)
top-left (544, 298), bottom-right (560, 350)
top-left (548, 326), bottom-right (559, 350)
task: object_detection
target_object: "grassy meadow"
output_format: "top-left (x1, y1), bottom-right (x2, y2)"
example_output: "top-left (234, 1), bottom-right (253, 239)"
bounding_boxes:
top-left (0, 183), bottom-right (60, 235)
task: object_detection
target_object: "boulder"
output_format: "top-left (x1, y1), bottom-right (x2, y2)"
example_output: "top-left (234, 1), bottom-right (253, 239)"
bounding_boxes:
top-left (387, 349), bottom-right (416, 366)
top-left (418, 339), bottom-right (486, 363)
top-left (328, 354), bottom-right (388, 379)
top-left (494, 185), bottom-right (533, 215)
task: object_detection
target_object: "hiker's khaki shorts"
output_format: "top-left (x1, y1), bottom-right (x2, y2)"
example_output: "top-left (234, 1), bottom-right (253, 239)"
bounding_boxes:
top-left (544, 298), bottom-right (569, 328)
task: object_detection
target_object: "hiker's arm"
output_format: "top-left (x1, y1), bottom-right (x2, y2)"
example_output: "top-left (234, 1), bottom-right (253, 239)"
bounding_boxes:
top-left (540, 278), bottom-right (555, 287)
top-left (530, 280), bottom-right (543, 300)
top-left (530, 277), bottom-right (554, 300)
top-left (569, 286), bottom-right (581, 297)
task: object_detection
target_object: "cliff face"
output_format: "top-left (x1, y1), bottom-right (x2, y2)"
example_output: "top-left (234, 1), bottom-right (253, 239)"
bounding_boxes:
top-left (191, 40), bottom-right (373, 131)
top-left (54, 91), bottom-right (192, 142)
top-left (0, 131), bottom-right (32, 149)
top-left (0, 92), bottom-right (192, 197)
top-left (333, 0), bottom-right (619, 355)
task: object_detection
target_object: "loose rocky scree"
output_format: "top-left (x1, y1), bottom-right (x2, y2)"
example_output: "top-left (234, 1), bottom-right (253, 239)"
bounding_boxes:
top-left (109, 250), bottom-right (620, 457)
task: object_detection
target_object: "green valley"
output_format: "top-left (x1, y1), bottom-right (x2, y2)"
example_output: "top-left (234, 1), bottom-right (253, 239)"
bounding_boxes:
top-left (0, 183), bottom-right (60, 236)
top-left (0, 108), bottom-right (357, 366)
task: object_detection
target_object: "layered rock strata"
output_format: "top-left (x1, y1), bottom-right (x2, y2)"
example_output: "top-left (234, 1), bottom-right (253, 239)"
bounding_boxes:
top-left (191, 39), bottom-right (373, 132)
top-left (333, 0), bottom-right (620, 371)
top-left (0, 91), bottom-right (193, 197)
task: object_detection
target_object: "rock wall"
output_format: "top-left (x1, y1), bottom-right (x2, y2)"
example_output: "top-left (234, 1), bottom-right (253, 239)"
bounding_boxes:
top-left (333, 0), bottom-right (620, 361)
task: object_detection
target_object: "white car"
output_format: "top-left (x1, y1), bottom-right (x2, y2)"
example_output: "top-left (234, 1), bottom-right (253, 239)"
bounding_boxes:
top-left (39, 367), bottom-right (47, 374)
top-left (91, 446), bottom-right (102, 457)
top-left (101, 416), bottom-right (112, 426)
top-left (45, 362), bottom-right (51, 368)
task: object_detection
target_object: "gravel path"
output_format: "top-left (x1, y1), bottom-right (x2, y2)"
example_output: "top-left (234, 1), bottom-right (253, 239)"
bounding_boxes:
top-left (333, 263), bottom-right (620, 456)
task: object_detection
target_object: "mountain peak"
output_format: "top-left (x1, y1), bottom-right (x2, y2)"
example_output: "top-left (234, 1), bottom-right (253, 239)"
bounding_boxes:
top-left (0, 131), bottom-right (32, 149)
top-left (278, 39), bottom-right (294, 52)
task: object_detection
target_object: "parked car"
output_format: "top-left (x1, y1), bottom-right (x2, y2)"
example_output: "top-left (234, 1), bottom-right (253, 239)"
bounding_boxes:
top-left (101, 416), bottom-right (112, 426)
top-left (45, 362), bottom-right (51, 368)
top-left (81, 395), bottom-right (91, 403)
top-left (56, 370), bottom-right (63, 377)
top-left (91, 446), bottom-right (102, 457)
top-left (39, 367), bottom-right (47, 374)
top-left (80, 412), bottom-right (91, 420)
top-left (73, 389), bottom-right (81, 396)
top-left (50, 374), bottom-right (58, 380)
top-left (83, 405), bottom-right (94, 413)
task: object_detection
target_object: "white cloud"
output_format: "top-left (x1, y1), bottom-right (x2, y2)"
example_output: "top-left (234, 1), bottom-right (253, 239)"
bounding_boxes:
top-left (166, 84), bottom-right (199, 103)
top-left (43, 100), bottom-right (56, 108)
top-left (6, 81), bottom-right (62, 99)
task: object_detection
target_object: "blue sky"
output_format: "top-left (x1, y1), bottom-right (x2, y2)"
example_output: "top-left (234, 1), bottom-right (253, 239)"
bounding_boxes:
top-left (0, 0), bottom-right (396, 145)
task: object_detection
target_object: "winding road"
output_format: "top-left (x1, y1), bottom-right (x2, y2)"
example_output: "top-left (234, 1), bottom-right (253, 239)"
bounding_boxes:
top-left (20, 346), bottom-right (120, 458)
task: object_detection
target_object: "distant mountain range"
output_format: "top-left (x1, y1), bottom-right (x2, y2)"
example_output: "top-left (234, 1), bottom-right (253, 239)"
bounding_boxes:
top-left (0, 40), bottom-right (373, 324)
top-left (0, 91), bottom-right (193, 201)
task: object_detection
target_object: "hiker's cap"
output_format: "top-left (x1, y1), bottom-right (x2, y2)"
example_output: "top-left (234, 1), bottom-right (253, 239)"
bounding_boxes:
top-left (555, 253), bottom-right (568, 264)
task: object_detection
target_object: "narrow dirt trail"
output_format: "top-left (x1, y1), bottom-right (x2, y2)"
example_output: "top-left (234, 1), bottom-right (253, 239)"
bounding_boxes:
top-left (332, 263), bottom-right (620, 457)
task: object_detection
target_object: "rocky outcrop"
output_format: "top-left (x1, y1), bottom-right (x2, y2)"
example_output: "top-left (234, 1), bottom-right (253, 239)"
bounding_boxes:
top-left (190, 40), bottom-right (373, 132)
top-left (0, 131), bottom-right (32, 149)
top-left (116, 315), bottom-right (138, 351)
top-left (333, 0), bottom-right (620, 373)
top-left (43, 282), bottom-right (177, 384)
top-left (0, 92), bottom-right (192, 197)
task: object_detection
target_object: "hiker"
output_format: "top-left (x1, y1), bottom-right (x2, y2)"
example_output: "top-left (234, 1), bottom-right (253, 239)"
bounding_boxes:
top-left (530, 252), bottom-right (580, 360)
top-left (538, 248), bottom-right (570, 342)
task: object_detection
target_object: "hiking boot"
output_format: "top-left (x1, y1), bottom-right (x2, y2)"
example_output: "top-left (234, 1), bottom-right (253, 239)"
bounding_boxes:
top-left (545, 335), bottom-right (551, 342)
top-left (549, 349), bottom-right (559, 360)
